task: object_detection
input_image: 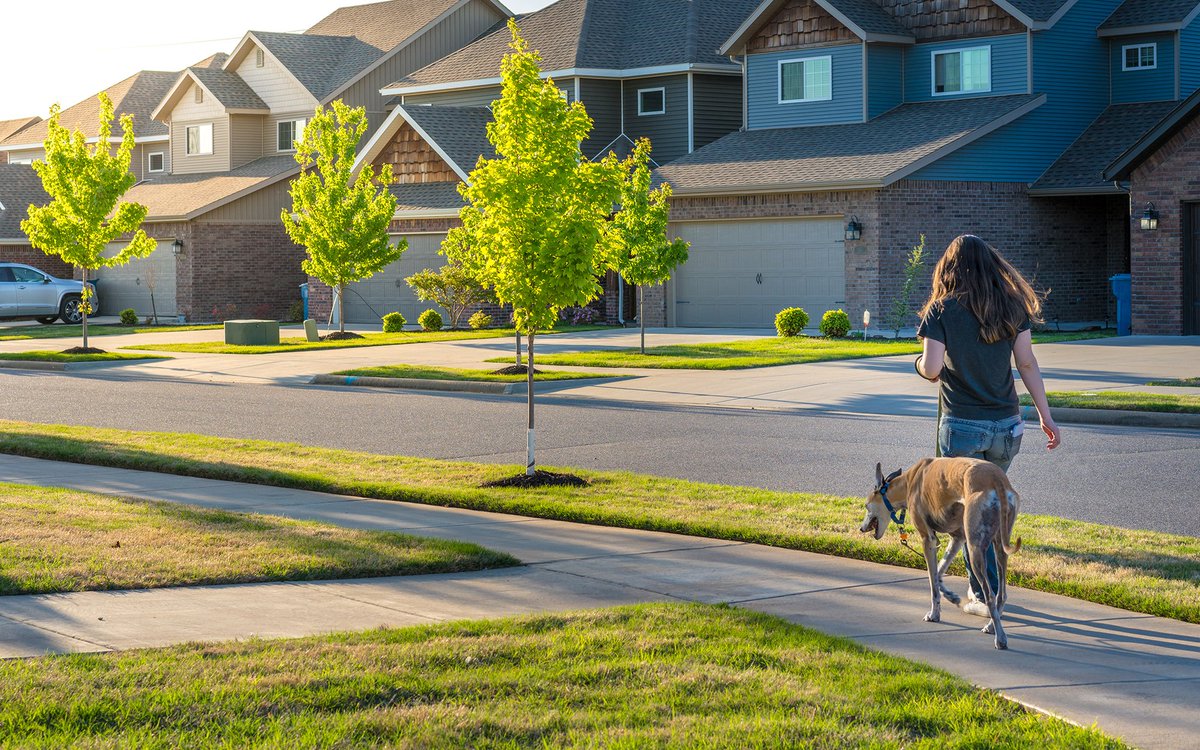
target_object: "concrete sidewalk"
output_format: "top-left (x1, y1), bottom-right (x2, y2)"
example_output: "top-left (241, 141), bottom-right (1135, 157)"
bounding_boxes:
top-left (0, 454), bottom-right (1196, 749)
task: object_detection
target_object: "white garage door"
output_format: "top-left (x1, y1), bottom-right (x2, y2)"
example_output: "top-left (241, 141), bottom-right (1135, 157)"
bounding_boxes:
top-left (95, 241), bottom-right (178, 319)
top-left (342, 233), bottom-right (448, 324)
top-left (672, 218), bottom-right (845, 328)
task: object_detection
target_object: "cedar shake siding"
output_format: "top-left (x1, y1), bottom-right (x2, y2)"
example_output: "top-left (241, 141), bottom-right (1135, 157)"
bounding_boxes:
top-left (371, 122), bottom-right (461, 183)
top-left (748, 0), bottom-right (859, 53)
top-left (874, 0), bottom-right (1023, 41)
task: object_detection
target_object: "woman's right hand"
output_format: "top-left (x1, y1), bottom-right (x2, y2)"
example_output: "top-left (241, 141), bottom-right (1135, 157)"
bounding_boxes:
top-left (1040, 418), bottom-right (1061, 450)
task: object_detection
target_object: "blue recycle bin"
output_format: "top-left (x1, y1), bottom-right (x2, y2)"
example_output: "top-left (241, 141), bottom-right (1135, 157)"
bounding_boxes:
top-left (1110, 274), bottom-right (1131, 336)
top-left (299, 283), bottom-right (309, 321)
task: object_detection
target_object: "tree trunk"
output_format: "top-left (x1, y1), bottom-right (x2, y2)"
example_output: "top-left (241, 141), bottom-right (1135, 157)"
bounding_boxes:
top-left (639, 285), bottom-right (646, 355)
top-left (81, 266), bottom-right (89, 349)
top-left (515, 331), bottom-right (522, 364)
top-left (337, 283), bottom-right (346, 335)
top-left (526, 330), bottom-right (535, 477)
top-left (150, 290), bottom-right (158, 326)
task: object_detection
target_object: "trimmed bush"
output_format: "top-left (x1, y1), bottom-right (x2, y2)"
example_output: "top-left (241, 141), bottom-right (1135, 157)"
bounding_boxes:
top-left (119, 308), bottom-right (138, 326)
top-left (774, 307), bottom-right (809, 337)
top-left (382, 312), bottom-right (406, 333)
top-left (820, 309), bottom-right (852, 338)
top-left (468, 311), bottom-right (492, 330)
top-left (418, 309), bottom-right (443, 332)
top-left (287, 299), bottom-right (305, 323)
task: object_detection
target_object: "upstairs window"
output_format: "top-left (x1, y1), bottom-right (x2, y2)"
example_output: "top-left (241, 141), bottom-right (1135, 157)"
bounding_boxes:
top-left (638, 87), bottom-right (666, 116)
top-left (148, 152), bottom-right (165, 173)
top-left (277, 118), bottom-right (307, 152)
top-left (933, 46), bottom-right (991, 95)
top-left (1122, 43), bottom-right (1156, 71)
top-left (779, 57), bottom-right (832, 103)
top-left (186, 124), bottom-right (213, 156)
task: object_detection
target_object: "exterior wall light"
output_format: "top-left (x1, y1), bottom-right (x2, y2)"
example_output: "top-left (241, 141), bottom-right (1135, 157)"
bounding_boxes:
top-left (1139, 203), bottom-right (1159, 231)
top-left (172, 238), bottom-right (185, 256)
top-left (845, 215), bottom-right (863, 241)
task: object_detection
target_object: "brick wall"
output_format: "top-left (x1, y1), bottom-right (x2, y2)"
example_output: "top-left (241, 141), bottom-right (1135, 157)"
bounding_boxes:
top-left (1129, 116), bottom-right (1200, 335)
top-left (183, 223), bottom-right (306, 322)
top-left (0, 245), bottom-right (71, 277)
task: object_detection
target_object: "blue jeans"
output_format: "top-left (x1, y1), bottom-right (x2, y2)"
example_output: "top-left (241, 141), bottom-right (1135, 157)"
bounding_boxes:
top-left (938, 413), bottom-right (1023, 600)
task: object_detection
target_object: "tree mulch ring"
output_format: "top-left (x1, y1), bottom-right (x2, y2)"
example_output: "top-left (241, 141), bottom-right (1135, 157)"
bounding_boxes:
top-left (482, 470), bottom-right (589, 489)
top-left (320, 332), bottom-right (365, 341)
top-left (492, 364), bottom-right (540, 376)
top-left (61, 347), bottom-right (107, 355)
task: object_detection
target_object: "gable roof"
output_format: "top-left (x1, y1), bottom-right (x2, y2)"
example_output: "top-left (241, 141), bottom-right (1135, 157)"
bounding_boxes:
top-left (721, 0), bottom-right (913, 54)
top-left (1029, 101), bottom-right (1179, 195)
top-left (1, 70), bottom-right (177, 149)
top-left (1098, 0), bottom-right (1200, 36)
top-left (187, 68), bottom-right (270, 112)
top-left (1105, 87), bottom-right (1200, 180)
top-left (306, 0), bottom-right (510, 53)
top-left (121, 155), bottom-right (298, 221)
top-left (656, 94), bottom-right (1046, 195)
top-left (1003, 0), bottom-right (1077, 24)
top-left (0, 164), bottom-right (48, 241)
top-left (386, 0), bottom-right (753, 93)
top-left (250, 30), bottom-right (386, 103)
top-left (356, 104), bottom-right (496, 182)
top-left (0, 117), bottom-right (40, 144)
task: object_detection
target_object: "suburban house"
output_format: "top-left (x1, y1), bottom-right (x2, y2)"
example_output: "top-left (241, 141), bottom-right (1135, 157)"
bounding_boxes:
top-left (1, 0), bottom-right (511, 322)
top-left (0, 117), bottom-right (41, 164)
top-left (308, 0), bottom-right (760, 324)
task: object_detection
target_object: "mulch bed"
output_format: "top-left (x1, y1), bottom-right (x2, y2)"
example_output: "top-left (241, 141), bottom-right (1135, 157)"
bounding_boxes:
top-left (61, 347), bottom-right (107, 354)
top-left (321, 332), bottom-right (365, 341)
top-left (492, 365), bottom-right (540, 376)
top-left (482, 470), bottom-right (590, 489)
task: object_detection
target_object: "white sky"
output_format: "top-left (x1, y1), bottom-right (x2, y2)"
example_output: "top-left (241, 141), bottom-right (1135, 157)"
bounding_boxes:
top-left (0, 0), bottom-right (554, 122)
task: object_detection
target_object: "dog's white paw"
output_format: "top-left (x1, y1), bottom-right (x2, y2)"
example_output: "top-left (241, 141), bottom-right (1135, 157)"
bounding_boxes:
top-left (982, 622), bottom-right (995, 635)
top-left (994, 637), bottom-right (1008, 650)
top-left (924, 611), bottom-right (941, 623)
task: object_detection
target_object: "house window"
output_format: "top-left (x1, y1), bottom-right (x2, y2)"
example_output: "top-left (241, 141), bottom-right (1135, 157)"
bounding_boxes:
top-left (148, 152), bottom-right (165, 173)
top-left (638, 88), bottom-right (666, 116)
top-left (277, 118), bottom-right (307, 151)
top-left (779, 57), bottom-right (833, 103)
top-left (194, 86), bottom-right (203, 104)
top-left (185, 124), bottom-right (213, 156)
top-left (1122, 43), bottom-right (1157, 71)
top-left (256, 48), bottom-right (265, 68)
top-left (933, 46), bottom-right (991, 95)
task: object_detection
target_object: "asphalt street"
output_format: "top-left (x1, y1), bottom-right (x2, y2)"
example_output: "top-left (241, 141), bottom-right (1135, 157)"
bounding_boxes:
top-left (1, 369), bottom-right (1196, 537)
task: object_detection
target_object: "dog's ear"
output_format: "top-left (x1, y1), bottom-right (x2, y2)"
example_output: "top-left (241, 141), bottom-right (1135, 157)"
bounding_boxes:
top-left (875, 462), bottom-right (883, 485)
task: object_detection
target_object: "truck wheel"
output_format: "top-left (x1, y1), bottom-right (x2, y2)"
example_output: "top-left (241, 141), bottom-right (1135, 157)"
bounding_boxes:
top-left (36, 316), bottom-right (59, 324)
top-left (60, 296), bottom-right (84, 324)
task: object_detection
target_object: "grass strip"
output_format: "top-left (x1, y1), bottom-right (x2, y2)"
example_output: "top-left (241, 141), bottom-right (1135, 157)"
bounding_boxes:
top-left (0, 482), bottom-right (515, 595)
top-left (0, 323), bottom-right (222, 341)
top-left (1028, 330), bottom-right (1117, 343)
top-left (1146, 377), bottom-right (1200, 387)
top-left (334, 364), bottom-right (628, 383)
top-left (0, 421), bottom-right (1196, 624)
top-left (0, 351), bottom-right (169, 363)
top-left (0, 603), bottom-right (1124, 748)
top-left (1022, 391), bottom-right (1200, 414)
top-left (521, 337), bottom-right (924, 369)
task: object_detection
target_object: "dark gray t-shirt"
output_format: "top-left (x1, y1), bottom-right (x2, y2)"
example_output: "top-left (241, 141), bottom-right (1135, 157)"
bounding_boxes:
top-left (917, 297), bottom-right (1029, 421)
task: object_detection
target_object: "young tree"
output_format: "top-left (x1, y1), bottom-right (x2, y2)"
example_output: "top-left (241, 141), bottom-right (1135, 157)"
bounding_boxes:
top-left (283, 100), bottom-right (403, 336)
top-left (609, 138), bottom-right (689, 354)
top-left (405, 261), bottom-right (494, 329)
top-left (446, 20), bottom-right (622, 479)
top-left (886, 234), bottom-right (928, 337)
top-left (21, 93), bottom-right (156, 350)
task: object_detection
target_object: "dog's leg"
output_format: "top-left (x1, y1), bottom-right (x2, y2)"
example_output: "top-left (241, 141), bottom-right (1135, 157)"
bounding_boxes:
top-left (937, 537), bottom-right (963, 605)
top-left (922, 532), bottom-right (942, 623)
top-left (965, 530), bottom-right (1007, 650)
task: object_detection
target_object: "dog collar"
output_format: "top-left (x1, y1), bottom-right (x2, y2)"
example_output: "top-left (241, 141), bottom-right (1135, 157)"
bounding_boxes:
top-left (878, 469), bottom-right (905, 525)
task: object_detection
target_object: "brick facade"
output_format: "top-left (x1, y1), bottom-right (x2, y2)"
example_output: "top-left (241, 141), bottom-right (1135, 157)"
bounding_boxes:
top-left (0, 245), bottom-right (72, 278)
top-left (1128, 116), bottom-right (1200, 335)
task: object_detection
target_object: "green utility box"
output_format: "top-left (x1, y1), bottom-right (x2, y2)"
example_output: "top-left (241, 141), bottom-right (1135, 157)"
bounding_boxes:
top-left (224, 319), bottom-right (281, 346)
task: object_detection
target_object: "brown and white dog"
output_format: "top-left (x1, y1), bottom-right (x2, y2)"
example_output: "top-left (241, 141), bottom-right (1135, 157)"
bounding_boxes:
top-left (859, 457), bottom-right (1022, 649)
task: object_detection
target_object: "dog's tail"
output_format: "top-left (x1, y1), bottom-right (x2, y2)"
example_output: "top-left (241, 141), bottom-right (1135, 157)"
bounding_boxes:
top-left (999, 487), bottom-right (1022, 555)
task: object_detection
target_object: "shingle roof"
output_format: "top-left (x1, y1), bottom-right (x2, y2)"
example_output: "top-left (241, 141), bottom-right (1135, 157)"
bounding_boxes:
top-left (1099, 0), bottom-right (1200, 32)
top-left (188, 68), bottom-right (268, 111)
top-left (253, 31), bottom-right (385, 103)
top-left (1030, 101), bottom-right (1178, 194)
top-left (122, 155), bottom-right (297, 220)
top-left (820, 0), bottom-right (911, 36)
top-left (0, 164), bottom-right (47, 240)
top-left (306, 0), bottom-right (466, 55)
top-left (401, 105), bottom-right (496, 174)
top-left (0, 117), bottom-right (40, 144)
top-left (389, 181), bottom-right (466, 212)
top-left (1001, 0), bottom-right (1074, 23)
top-left (390, 0), bottom-right (756, 90)
top-left (192, 52), bottom-right (229, 69)
top-left (2, 70), bottom-right (177, 146)
top-left (656, 94), bottom-right (1046, 194)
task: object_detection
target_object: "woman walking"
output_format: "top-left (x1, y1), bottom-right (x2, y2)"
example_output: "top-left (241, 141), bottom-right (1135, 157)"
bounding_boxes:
top-left (914, 234), bottom-right (1061, 616)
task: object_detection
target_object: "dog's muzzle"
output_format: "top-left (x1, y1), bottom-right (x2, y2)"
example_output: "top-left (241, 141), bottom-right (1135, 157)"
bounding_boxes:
top-left (861, 516), bottom-right (879, 535)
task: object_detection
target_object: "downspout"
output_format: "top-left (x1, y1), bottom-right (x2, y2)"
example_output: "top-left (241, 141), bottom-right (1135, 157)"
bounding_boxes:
top-left (730, 52), bottom-right (748, 130)
top-left (618, 276), bottom-right (626, 325)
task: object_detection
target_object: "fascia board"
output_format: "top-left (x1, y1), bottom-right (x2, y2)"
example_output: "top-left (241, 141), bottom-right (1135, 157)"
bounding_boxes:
top-left (381, 64), bottom-right (739, 96)
top-left (719, 0), bottom-right (783, 56)
top-left (991, 1), bottom-right (1037, 28)
top-left (668, 178), bottom-right (885, 196)
top-left (393, 207), bottom-right (463, 219)
top-left (225, 107), bottom-right (271, 115)
top-left (881, 94), bottom-right (1047, 185)
top-left (1039, 0), bottom-right (1081, 30)
top-left (352, 106), bottom-right (408, 176)
top-left (1098, 22), bottom-right (1185, 37)
top-left (1027, 184), bottom-right (1126, 196)
top-left (0, 134), bottom-right (169, 151)
top-left (863, 32), bottom-right (916, 44)
top-left (0, 238), bottom-right (31, 244)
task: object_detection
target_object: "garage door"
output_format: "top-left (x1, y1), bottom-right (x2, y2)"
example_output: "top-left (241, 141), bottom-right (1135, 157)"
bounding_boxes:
top-left (342, 233), bottom-right (448, 324)
top-left (95, 241), bottom-right (178, 319)
top-left (672, 218), bottom-right (845, 328)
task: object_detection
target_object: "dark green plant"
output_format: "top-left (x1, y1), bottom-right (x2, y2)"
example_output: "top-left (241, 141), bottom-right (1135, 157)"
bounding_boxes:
top-left (886, 234), bottom-right (928, 337)
top-left (774, 307), bottom-right (809, 337)
top-left (287, 299), bottom-right (304, 323)
top-left (119, 308), bottom-right (138, 326)
top-left (820, 309), bottom-right (851, 338)
top-left (382, 312), bottom-right (406, 333)
top-left (418, 309), bottom-right (443, 332)
top-left (468, 311), bottom-right (492, 330)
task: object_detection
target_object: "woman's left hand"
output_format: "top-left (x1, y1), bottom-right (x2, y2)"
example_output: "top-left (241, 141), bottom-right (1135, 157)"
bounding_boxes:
top-left (1041, 418), bottom-right (1061, 450)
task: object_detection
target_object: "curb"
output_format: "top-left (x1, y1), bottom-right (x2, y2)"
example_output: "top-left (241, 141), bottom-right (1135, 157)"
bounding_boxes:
top-left (0, 358), bottom-right (167, 372)
top-left (0, 359), bottom-right (66, 372)
top-left (310, 374), bottom-right (626, 395)
top-left (1022, 405), bottom-right (1200, 429)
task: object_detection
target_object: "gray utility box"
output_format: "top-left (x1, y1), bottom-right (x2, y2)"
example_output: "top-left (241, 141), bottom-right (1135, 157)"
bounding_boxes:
top-left (224, 319), bottom-right (281, 346)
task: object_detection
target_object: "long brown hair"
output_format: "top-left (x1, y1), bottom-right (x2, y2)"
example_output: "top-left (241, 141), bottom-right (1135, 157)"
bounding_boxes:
top-left (918, 235), bottom-right (1043, 344)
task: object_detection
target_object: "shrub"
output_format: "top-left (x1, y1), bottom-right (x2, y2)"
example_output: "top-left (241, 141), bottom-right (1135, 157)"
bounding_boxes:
top-left (820, 309), bottom-right (852, 338)
top-left (382, 312), bottom-right (406, 333)
top-left (287, 299), bottom-right (305, 323)
top-left (405, 264), bottom-right (494, 329)
top-left (119, 308), bottom-right (138, 326)
top-left (559, 305), bottom-right (599, 326)
top-left (774, 307), bottom-right (809, 337)
top-left (468, 310), bottom-right (492, 330)
top-left (418, 309), bottom-right (443, 332)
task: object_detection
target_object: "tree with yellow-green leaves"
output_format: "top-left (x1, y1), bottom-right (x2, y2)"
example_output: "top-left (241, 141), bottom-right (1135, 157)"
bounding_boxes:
top-left (22, 92), bottom-right (156, 350)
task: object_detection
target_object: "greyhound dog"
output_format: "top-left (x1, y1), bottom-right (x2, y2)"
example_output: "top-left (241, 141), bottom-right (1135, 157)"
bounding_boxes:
top-left (859, 457), bottom-right (1022, 650)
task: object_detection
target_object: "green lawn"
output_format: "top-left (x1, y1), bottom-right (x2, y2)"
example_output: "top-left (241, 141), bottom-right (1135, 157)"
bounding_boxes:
top-left (1022, 391), bottom-right (1200, 414)
top-left (1146, 377), bottom-right (1200, 387)
top-left (0, 350), bottom-right (169, 363)
top-left (522, 337), bottom-right (924, 369)
top-left (0, 323), bottom-right (222, 341)
top-left (1, 421), bottom-right (1196, 624)
top-left (1029, 329), bottom-right (1117, 343)
top-left (0, 603), bottom-right (1124, 748)
top-left (334, 364), bottom-right (626, 383)
top-left (0, 482), bottom-right (515, 595)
